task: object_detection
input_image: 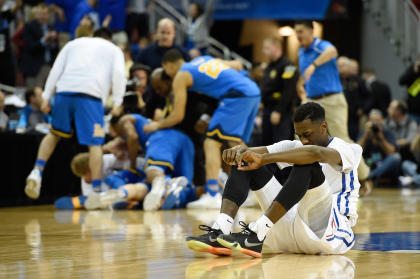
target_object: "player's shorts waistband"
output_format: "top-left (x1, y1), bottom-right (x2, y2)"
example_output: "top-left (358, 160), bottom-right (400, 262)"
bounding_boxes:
top-left (57, 92), bottom-right (102, 101)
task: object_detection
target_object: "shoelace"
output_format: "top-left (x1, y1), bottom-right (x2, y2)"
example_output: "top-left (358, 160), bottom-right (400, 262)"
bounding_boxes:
top-left (198, 225), bottom-right (220, 234)
top-left (238, 221), bottom-right (254, 235)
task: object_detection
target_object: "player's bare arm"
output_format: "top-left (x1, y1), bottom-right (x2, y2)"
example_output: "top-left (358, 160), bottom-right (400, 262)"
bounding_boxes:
top-left (219, 59), bottom-right (243, 71)
top-left (238, 145), bottom-right (342, 171)
top-left (222, 145), bottom-right (268, 166)
top-left (119, 115), bottom-right (140, 169)
top-left (143, 71), bottom-right (192, 133)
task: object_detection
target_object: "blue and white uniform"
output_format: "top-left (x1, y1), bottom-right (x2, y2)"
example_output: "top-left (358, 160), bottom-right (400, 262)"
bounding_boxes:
top-left (180, 56), bottom-right (260, 143)
top-left (255, 137), bottom-right (361, 254)
top-left (43, 37), bottom-right (126, 146)
top-left (132, 114), bottom-right (195, 182)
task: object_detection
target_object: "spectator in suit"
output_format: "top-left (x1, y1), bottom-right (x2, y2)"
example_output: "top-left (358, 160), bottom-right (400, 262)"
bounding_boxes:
top-left (399, 56), bottom-right (420, 124)
top-left (362, 68), bottom-right (392, 117)
top-left (20, 4), bottom-right (58, 88)
top-left (135, 18), bottom-right (189, 71)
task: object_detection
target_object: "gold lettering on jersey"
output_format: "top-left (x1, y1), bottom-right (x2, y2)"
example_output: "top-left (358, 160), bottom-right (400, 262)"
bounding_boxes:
top-left (93, 124), bottom-right (105, 138)
top-left (198, 59), bottom-right (229, 79)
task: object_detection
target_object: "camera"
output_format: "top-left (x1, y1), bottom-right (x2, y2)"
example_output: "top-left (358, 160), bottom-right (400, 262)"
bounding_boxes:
top-left (371, 123), bottom-right (380, 134)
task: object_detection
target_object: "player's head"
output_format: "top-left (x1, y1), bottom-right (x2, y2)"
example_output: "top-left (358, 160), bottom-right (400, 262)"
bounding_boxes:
top-left (94, 27), bottom-right (113, 41)
top-left (71, 153), bottom-right (91, 182)
top-left (293, 102), bottom-right (329, 146)
top-left (294, 20), bottom-right (314, 48)
top-left (156, 18), bottom-right (176, 47)
top-left (162, 49), bottom-right (185, 78)
top-left (263, 37), bottom-right (283, 61)
top-left (151, 68), bottom-right (172, 97)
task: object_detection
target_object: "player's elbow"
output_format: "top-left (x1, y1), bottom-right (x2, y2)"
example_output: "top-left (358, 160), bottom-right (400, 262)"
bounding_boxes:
top-left (307, 146), bottom-right (325, 162)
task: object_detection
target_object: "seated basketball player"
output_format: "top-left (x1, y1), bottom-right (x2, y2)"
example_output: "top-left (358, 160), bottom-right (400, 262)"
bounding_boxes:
top-left (186, 102), bottom-right (361, 257)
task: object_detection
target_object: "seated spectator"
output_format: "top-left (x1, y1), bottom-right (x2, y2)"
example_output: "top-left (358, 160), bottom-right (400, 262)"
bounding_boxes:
top-left (135, 18), bottom-right (190, 71)
top-left (17, 87), bottom-right (51, 132)
top-left (399, 55), bottom-right (420, 124)
top-left (385, 100), bottom-right (418, 161)
top-left (20, 4), bottom-right (58, 88)
top-left (0, 90), bottom-right (8, 131)
top-left (399, 131), bottom-right (420, 187)
top-left (362, 68), bottom-right (391, 117)
top-left (182, 0), bottom-right (215, 54)
top-left (358, 109), bottom-right (401, 184)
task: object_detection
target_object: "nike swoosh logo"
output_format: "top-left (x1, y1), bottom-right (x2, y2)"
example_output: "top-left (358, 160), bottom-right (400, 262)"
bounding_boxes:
top-left (244, 238), bottom-right (262, 247)
top-left (209, 235), bottom-right (218, 242)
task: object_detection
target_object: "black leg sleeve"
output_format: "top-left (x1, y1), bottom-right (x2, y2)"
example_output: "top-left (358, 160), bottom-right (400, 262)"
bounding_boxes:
top-left (222, 166), bottom-right (274, 206)
top-left (274, 163), bottom-right (325, 211)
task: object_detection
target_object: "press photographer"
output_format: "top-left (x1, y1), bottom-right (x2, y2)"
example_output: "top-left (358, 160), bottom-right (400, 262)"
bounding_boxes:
top-left (357, 109), bottom-right (401, 184)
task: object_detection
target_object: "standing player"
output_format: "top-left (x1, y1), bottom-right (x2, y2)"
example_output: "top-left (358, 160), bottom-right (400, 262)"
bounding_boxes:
top-left (144, 50), bottom-right (261, 208)
top-left (186, 102), bottom-right (361, 257)
top-left (25, 28), bottom-right (126, 199)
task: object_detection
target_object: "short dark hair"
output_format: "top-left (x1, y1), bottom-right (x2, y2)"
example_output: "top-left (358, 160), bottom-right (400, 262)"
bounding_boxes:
top-left (25, 88), bottom-right (36, 104)
top-left (162, 49), bottom-right (184, 64)
top-left (395, 100), bottom-right (408, 115)
top-left (129, 63), bottom-right (151, 78)
top-left (94, 27), bottom-right (113, 40)
top-left (191, 2), bottom-right (204, 17)
top-left (294, 20), bottom-right (314, 29)
top-left (293, 102), bottom-right (325, 123)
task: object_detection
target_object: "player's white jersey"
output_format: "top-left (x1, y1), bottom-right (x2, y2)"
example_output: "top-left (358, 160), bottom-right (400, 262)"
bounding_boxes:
top-left (266, 137), bottom-right (362, 226)
top-left (43, 37), bottom-right (126, 106)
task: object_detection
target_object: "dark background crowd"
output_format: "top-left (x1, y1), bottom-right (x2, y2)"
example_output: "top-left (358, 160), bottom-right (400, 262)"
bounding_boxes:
top-left (1, 0), bottom-right (420, 192)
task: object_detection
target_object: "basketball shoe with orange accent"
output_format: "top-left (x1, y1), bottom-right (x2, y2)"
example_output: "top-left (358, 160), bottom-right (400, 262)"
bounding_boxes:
top-left (186, 225), bottom-right (232, 256)
top-left (217, 221), bottom-right (264, 258)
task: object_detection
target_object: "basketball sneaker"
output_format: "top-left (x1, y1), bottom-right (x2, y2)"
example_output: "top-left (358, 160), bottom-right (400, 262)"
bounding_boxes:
top-left (143, 176), bottom-right (167, 211)
top-left (186, 192), bottom-right (222, 209)
top-left (25, 168), bottom-right (42, 199)
top-left (85, 189), bottom-right (126, 210)
top-left (186, 225), bottom-right (232, 256)
top-left (217, 221), bottom-right (264, 258)
top-left (161, 176), bottom-right (189, 210)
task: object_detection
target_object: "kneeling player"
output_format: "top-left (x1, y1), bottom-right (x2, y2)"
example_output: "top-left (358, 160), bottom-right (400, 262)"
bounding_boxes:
top-left (186, 102), bottom-right (361, 257)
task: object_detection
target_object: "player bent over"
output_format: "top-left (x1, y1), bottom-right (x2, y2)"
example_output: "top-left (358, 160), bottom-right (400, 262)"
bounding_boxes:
top-left (186, 102), bottom-right (361, 257)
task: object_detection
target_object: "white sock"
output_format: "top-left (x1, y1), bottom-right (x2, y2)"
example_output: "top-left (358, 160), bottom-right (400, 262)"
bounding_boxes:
top-left (212, 213), bottom-right (234, 234)
top-left (249, 215), bottom-right (273, 241)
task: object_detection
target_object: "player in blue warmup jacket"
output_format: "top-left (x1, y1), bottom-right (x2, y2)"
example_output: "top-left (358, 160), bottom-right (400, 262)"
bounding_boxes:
top-left (144, 49), bottom-right (261, 208)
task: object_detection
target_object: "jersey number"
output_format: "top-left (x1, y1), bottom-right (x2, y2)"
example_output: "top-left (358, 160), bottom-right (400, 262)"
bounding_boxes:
top-left (198, 59), bottom-right (229, 79)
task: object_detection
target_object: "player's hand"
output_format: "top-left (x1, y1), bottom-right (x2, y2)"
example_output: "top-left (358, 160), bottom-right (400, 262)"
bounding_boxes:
top-left (270, 111), bottom-right (281, 125)
top-left (237, 151), bottom-right (264, 171)
top-left (41, 99), bottom-right (50, 114)
top-left (143, 121), bottom-right (160, 133)
top-left (304, 64), bottom-right (316, 82)
top-left (111, 105), bottom-right (123, 117)
top-left (222, 145), bottom-right (248, 165)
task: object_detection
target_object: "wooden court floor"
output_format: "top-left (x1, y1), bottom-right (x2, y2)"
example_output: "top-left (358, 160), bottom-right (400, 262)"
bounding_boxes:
top-left (1, 188), bottom-right (420, 278)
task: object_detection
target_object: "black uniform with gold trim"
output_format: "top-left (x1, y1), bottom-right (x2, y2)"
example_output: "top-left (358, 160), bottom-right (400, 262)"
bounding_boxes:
top-left (260, 56), bottom-right (298, 145)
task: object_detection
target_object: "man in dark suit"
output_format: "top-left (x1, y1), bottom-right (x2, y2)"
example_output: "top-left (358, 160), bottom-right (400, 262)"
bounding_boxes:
top-left (399, 57), bottom-right (420, 124)
top-left (362, 68), bottom-right (392, 117)
top-left (20, 3), bottom-right (58, 88)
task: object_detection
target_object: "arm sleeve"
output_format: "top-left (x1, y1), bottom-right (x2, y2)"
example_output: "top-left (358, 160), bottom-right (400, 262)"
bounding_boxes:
top-left (42, 44), bottom-right (69, 100)
top-left (111, 48), bottom-right (127, 106)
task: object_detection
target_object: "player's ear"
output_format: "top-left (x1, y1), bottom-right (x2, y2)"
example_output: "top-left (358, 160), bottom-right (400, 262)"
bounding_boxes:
top-left (320, 121), bottom-right (327, 134)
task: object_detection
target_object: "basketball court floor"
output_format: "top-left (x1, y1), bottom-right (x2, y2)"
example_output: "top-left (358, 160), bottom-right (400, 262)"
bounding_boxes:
top-left (1, 188), bottom-right (420, 278)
